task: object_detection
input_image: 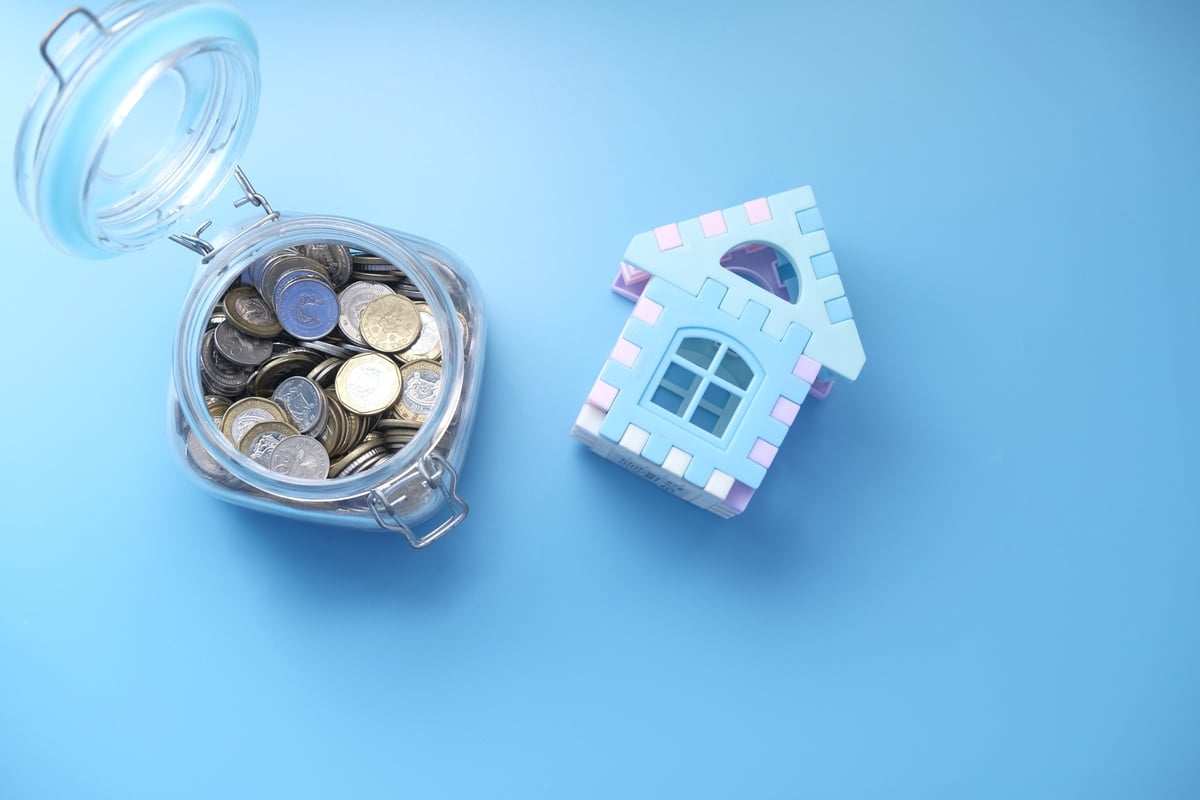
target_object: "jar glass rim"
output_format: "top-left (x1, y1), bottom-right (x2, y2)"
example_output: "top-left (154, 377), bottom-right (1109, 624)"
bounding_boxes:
top-left (174, 213), bottom-right (468, 504)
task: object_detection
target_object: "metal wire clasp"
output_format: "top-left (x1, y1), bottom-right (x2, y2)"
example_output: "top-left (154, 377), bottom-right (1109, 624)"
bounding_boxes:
top-left (168, 167), bottom-right (278, 260)
top-left (369, 453), bottom-right (469, 548)
top-left (40, 7), bottom-right (106, 87)
top-left (231, 166), bottom-right (276, 218)
top-left (169, 220), bottom-right (214, 256)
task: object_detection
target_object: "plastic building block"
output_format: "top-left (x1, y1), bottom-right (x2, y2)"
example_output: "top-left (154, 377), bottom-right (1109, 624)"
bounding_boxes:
top-left (570, 187), bottom-right (865, 516)
top-left (612, 261), bottom-right (651, 301)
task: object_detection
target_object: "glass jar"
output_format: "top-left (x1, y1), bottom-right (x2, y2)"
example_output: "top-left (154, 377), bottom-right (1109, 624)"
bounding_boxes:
top-left (15, 0), bottom-right (486, 546)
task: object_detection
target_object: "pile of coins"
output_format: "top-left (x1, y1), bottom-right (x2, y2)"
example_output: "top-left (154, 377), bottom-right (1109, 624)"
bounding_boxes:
top-left (196, 243), bottom-right (446, 480)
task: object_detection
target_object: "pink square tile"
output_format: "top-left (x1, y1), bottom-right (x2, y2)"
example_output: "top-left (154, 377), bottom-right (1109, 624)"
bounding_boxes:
top-left (654, 223), bottom-right (683, 251)
top-left (744, 197), bottom-right (772, 225)
top-left (612, 260), bottom-right (652, 301)
top-left (699, 211), bottom-right (728, 238)
top-left (808, 379), bottom-right (834, 400)
top-left (770, 396), bottom-right (801, 426)
top-left (792, 354), bottom-right (821, 384)
top-left (724, 481), bottom-right (755, 513)
top-left (748, 438), bottom-right (778, 468)
top-left (631, 296), bottom-right (663, 325)
top-left (618, 261), bottom-right (649, 284)
top-left (609, 338), bottom-right (642, 368)
top-left (587, 379), bottom-right (618, 411)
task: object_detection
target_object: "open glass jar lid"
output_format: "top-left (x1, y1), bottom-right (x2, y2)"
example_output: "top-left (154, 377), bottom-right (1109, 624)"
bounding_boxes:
top-left (17, 0), bottom-right (260, 258)
top-left (15, 0), bottom-right (487, 546)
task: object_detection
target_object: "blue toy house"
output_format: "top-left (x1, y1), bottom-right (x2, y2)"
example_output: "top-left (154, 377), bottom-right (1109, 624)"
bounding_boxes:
top-left (571, 187), bottom-right (865, 517)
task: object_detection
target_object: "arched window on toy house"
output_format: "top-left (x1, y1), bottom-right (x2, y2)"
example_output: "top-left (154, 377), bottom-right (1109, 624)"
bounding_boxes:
top-left (719, 242), bottom-right (799, 303)
top-left (647, 335), bottom-right (757, 439)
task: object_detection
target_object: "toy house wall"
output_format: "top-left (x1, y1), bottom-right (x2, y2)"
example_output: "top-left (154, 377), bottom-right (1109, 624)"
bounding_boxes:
top-left (593, 274), bottom-right (818, 497)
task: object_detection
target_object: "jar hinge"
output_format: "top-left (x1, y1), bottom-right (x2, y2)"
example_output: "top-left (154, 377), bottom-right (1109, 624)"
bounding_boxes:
top-left (369, 453), bottom-right (469, 547)
top-left (169, 166), bottom-right (278, 261)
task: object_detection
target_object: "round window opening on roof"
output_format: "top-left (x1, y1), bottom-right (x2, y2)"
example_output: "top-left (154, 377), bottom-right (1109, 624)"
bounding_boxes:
top-left (719, 242), bottom-right (799, 303)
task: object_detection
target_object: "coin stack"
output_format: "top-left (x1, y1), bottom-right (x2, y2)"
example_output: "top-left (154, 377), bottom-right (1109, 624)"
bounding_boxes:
top-left (195, 243), bottom-right (447, 480)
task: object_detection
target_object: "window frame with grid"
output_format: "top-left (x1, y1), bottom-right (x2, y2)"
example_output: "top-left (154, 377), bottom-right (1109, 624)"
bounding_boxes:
top-left (643, 332), bottom-right (758, 441)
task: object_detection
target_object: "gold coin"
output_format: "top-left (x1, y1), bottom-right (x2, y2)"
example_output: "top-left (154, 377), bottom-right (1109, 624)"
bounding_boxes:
top-left (221, 397), bottom-right (289, 446)
top-left (359, 294), bottom-right (420, 353)
top-left (334, 352), bottom-right (402, 415)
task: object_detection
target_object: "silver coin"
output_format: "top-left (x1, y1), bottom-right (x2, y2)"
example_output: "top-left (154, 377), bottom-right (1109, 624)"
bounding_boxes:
top-left (351, 254), bottom-right (393, 270)
top-left (339, 446), bottom-right (389, 476)
top-left (402, 307), bottom-right (441, 361)
top-left (213, 320), bottom-right (273, 366)
top-left (261, 255), bottom-right (330, 311)
top-left (256, 251), bottom-right (306, 304)
top-left (246, 429), bottom-right (292, 466)
top-left (245, 247), bottom-right (298, 293)
top-left (200, 330), bottom-right (253, 395)
top-left (271, 267), bottom-right (328, 307)
top-left (300, 243), bottom-right (354, 288)
top-left (186, 430), bottom-right (227, 480)
top-left (271, 376), bottom-right (328, 434)
top-left (337, 281), bottom-right (395, 346)
top-left (295, 339), bottom-right (354, 359)
top-left (269, 435), bottom-right (331, 479)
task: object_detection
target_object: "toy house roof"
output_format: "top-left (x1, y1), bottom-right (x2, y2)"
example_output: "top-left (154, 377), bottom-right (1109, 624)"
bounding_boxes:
top-left (620, 187), bottom-right (865, 380)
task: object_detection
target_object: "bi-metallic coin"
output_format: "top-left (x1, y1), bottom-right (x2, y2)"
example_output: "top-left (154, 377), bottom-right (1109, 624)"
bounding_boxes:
top-left (394, 360), bottom-right (442, 423)
top-left (239, 420), bottom-right (300, 465)
top-left (222, 285), bottom-right (283, 338)
top-left (221, 397), bottom-right (289, 447)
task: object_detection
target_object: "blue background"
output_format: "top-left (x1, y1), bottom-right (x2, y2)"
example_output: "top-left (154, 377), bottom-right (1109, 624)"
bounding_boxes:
top-left (1, 0), bottom-right (1198, 796)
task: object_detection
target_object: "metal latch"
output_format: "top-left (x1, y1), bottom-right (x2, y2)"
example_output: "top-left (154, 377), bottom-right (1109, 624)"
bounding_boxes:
top-left (369, 453), bottom-right (468, 548)
top-left (169, 166), bottom-right (278, 260)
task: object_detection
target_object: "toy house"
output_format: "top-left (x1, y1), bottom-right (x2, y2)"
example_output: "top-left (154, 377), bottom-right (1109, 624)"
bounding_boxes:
top-left (570, 187), bottom-right (865, 517)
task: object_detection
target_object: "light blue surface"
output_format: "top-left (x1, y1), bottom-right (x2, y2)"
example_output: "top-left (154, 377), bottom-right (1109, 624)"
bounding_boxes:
top-left (1, 1), bottom-right (1198, 797)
